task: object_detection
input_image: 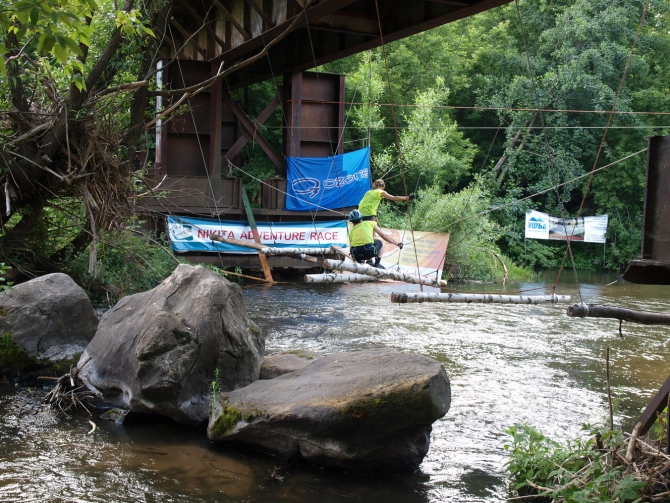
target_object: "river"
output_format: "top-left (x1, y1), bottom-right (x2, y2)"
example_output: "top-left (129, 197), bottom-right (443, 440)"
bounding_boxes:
top-left (1, 271), bottom-right (669, 502)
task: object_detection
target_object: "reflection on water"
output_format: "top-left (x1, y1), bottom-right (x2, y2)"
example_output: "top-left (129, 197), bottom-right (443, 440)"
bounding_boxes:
top-left (2, 270), bottom-right (670, 502)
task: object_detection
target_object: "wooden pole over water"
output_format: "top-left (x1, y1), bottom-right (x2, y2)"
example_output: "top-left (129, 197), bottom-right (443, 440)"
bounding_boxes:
top-left (391, 292), bottom-right (571, 304)
top-left (241, 185), bottom-right (273, 282)
top-left (323, 259), bottom-right (447, 287)
top-left (210, 236), bottom-right (318, 262)
top-left (567, 304), bottom-right (670, 325)
top-left (260, 247), bottom-right (326, 256)
top-left (305, 273), bottom-right (380, 283)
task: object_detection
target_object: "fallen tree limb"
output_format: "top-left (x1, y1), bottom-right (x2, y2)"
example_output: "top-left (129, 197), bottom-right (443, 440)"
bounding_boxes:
top-left (567, 304), bottom-right (670, 325)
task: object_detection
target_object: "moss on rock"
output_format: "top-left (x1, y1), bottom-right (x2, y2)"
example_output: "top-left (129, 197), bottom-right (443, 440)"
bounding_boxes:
top-left (210, 404), bottom-right (241, 437)
top-left (0, 331), bottom-right (34, 374)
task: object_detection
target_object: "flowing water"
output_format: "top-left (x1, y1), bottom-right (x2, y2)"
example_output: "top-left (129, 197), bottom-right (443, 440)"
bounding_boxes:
top-left (2, 271), bottom-right (670, 502)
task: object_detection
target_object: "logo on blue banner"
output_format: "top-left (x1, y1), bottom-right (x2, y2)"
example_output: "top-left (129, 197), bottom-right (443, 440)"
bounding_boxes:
top-left (285, 147), bottom-right (371, 211)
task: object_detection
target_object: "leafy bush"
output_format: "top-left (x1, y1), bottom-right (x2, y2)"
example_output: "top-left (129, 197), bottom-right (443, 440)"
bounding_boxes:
top-left (64, 222), bottom-right (187, 302)
top-left (505, 423), bottom-right (646, 502)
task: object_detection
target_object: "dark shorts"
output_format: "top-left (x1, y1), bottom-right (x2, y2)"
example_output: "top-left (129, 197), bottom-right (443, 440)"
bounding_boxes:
top-left (351, 239), bottom-right (383, 263)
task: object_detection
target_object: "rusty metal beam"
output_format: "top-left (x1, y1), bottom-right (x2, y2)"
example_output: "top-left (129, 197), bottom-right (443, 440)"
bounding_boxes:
top-left (222, 90), bottom-right (285, 176)
top-left (635, 374), bottom-right (670, 437)
top-left (224, 89), bottom-right (282, 162)
top-left (177, 0), bottom-right (227, 50)
top-left (642, 135), bottom-right (670, 261)
top-left (212, 0), bottom-right (251, 41)
top-left (209, 61), bottom-right (222, 178)
top-left (215, 0), bottom-right (359, 63)
top-left (216, 0), bottom-right (512, 89)
top-left (311, 12), bottom-right (378, 36)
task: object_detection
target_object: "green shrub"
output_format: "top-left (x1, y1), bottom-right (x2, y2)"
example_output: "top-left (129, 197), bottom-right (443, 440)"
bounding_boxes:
top-left (64, 220), bottom-right (187, 302)
top-left (505, 423), bottom-right (645, 502)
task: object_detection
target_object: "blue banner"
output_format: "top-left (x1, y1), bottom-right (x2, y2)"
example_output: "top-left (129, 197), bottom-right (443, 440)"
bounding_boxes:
top-left (285, 147), bottom-right (371, 211)
top-left (167, 215), bottom-right (348, 253)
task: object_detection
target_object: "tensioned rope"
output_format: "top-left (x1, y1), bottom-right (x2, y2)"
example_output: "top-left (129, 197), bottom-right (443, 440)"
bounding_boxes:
top-left (373, 0), bottom-right (423, 290)
top-left (301, 9), bottom-right (355, 263)
top-left (220, 102), bottom-right (670, 116)
top-left (384, 148), bottom-right (647, 252)
top-left (553, 0), bottom-right (651, 297)
top-left (513, 0), bottom-right (582, 300)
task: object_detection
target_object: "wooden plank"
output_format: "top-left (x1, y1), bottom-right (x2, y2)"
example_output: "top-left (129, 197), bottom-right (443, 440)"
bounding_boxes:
top-left (212, 0), bottom-right (251, 41)
top-left (177, 0), bottom-right (227, 50)
top-left (210, 234), bottom-right (266, 250)
top-left (246, 0), bottom-right (275, 27)
top-left (330, 244), bottom-right (353, 260)
top-left (242, 185), bottom-right (273, 282)
top-left (170, 18), bottom-right (207, 57)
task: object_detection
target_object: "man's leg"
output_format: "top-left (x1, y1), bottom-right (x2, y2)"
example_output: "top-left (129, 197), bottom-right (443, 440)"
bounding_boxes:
top-left (373, 239), bottom-right (385, 268)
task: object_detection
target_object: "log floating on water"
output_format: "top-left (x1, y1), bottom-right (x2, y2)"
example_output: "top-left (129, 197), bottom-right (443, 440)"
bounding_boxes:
top-left (259, 247), bottom-right (329, 255)
top-left (391, 292), bottom-right (571, 304)
top-left (567, 303), bottom-right (670, 325)
top-left (323, 259), bottom-right (447, 287)
top-left (210, 236), bottom-right (318, 262)
top-left (305, 273), bottom-right (380, 283)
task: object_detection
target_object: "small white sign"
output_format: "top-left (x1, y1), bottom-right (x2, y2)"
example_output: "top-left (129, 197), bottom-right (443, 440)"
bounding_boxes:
top-left (525, 210), bottom-right (549, 240)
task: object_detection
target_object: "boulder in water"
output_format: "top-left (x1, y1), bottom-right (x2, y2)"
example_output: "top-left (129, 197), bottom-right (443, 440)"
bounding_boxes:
top-left (208, 348), bottom-right (450, 473)
top-left (79, 264), bottom-right (263, 425)
top-left (0, 273), bottom-right (98, 374)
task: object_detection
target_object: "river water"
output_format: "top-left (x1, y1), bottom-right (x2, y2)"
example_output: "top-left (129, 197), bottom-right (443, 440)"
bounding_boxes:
top-left (1, 271), bottom-right (670, 502)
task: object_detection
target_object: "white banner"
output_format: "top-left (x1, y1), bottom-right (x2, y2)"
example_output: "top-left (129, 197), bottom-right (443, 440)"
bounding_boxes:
top-left (168, 215), bottom-right (348, 253)
top-left (525, 211), bottom-right (607, 243)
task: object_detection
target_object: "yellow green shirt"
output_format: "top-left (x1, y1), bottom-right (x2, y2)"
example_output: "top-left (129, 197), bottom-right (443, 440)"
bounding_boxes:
top-left (349, 221), bottom-right (376, 247)
top-left (358, 189), bottom-right (383, 217)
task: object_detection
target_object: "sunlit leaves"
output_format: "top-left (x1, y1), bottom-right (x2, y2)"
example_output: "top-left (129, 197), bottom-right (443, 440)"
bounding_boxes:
top-left (115, 8), bottom-right (155, 38)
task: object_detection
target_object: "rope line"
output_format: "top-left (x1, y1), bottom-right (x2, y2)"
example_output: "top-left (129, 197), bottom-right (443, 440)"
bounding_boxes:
top-left (552, 0), bottom-right (651, 294)
top-left (373, 0), bottom-right (423, 289)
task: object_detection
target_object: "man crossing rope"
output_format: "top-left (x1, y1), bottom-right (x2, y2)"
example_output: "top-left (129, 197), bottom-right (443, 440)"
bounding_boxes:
top-left (357, 179), bottom-right (414, 221)
top-left (348, 209), bottom-right (403, 269)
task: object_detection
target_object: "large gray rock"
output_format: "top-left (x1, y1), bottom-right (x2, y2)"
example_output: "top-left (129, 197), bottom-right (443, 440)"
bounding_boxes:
top-left (78, 264), bottom-right (263, 425)
top-left (208, 348), bottom-right (450, 473)
top-left (259, 349), bottom-right (320, 379)
top-left (0, 273), bottom-right (98, 371)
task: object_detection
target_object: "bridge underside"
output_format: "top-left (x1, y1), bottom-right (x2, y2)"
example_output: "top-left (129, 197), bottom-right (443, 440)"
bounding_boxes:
top-left (163, 0), bottom-right (512, 88)
top-left (154, 0), bottom-right (511, 270)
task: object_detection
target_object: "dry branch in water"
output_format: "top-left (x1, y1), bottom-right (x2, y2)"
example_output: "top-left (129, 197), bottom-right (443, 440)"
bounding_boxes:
top-left (41, 363), bottom-right (100, 418)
